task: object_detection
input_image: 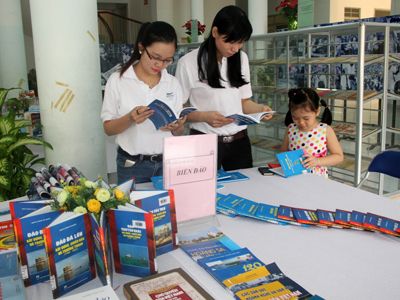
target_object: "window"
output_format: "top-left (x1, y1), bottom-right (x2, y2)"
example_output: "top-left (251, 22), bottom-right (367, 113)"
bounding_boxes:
top-left (344, 7), bottom-right (361, 21)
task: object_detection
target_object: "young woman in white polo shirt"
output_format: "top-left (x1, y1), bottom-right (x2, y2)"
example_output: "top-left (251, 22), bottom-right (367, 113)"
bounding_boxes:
top-left (101, 22), bottom-right (186, 184)
top-left (176, 6), bottom-right (273, 171)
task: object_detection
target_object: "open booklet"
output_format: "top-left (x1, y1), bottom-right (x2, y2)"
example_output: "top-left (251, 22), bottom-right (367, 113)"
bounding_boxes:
top-left (147, 99), bottom-right (197, 129)
top-left (226, 111), bottom-right (275, 125)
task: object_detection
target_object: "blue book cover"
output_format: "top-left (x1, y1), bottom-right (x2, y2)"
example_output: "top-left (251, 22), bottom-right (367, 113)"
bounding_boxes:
top-left (254, 203), bottom-right (288, 225)
top-left (9, 199), bottom-right (52, 221)
top-left (349, 211), bottom-right (371, 231)
top-left (14, 206), bottom-right (62, 287)
top-left (0, 250), bottom-right (18, 278)
top-left (277, 206), bottom-right (309, 227)
top-left (90, 212), bottom-right (112, 286)
top-left (217, 169), bottom-right (232, 181)
top-left (317, 209), bottom-right (345, 228)
top-left (379, 217), bottom-right (400, 237)
top-left (334, 209), bottom-right (352, 228)
top-left (43, 212), bottom-right (96, 299)
top-left (131, 190), bottom-right (178, 256)
top-left (292, 208), bottom-right (319, 226)
top-left (178, 226), bottom-right (241, 262)
top-left (216, 194), bottom-right (245, 215)
top-left (216, 193), bottom-right (236, 218)
top-left (235, 199), bottom-right (259, 218)
top-left (308, 295), bottom-right (326, 300)
top-left (270, 149), bottom-right (310, 178)
top-left (108, 203), bottom-right (157, 277)
top-left (363, 212), bottom-right (384, 231)
top-left (197, 247), bottom-right (264, 286)
top-left (217, 172), bottom-right (250, 183)
top-left (0, 275), bottom-right (26, 300)
top-left (150, 175), bottom-right (164, 190)
top-left (147, 99), bottom-right (197, 129)
top-left (225, 111), bottom-right (274, 125)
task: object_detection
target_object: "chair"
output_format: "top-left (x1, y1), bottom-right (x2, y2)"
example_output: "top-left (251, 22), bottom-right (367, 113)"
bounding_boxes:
top-left (357, 150), bottom-right (400, 194)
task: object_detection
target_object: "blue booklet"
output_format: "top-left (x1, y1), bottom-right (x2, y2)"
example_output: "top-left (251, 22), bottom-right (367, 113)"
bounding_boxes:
top-left (292, 208), bottom-right (319, 226)
top-left (334, 209), bottom-right (352, 228)
top-left (0, 275), bottom-right (26, 300)
top-left (235, 198), bottom-right (259, 218)
top-left (363, 212), bottom-right (384, 231)
top-left (147, 99), bottom-right (197, 129)
top-left (197, 247), bottom-right (264, 286)
top-left (277, 205), bottom-right (309, 227)
top-left (217, 169), bottom-right (232, 181)
top-left (349, 210), bottom-right (371, 231)
top-left (150, 175), bottom-right (163, 190)
top-left (216, 194), bottom-right (245, 215)
top-left (178, 226), bottom-right (241, 262)
top-left (226, 111), bottom-right (274, 125)
top-left (254, 203), bottom-right (288, 225)
top-left (218, 172), bottom-right (249, 183)
top-left (379, 217), bottom-right (400, 237)
top-left (0, 250), bottom-right (18, 278)
top-left (270, 149), bottom-right (310, 178)
top-left (216, 193), bottom-right (236, 218)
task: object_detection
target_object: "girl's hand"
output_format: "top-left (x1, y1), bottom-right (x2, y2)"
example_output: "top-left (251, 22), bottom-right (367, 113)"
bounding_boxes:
top-left (161, 116), bottom-right (187, 132)
top-left (261, 105), bottom-right (274, 121)
top-left (203, 111), bottom-right (234, 128)
top-left (129, 106), bottom-right (153, 124)
top-left (301, 153), bottom-right (320, 169)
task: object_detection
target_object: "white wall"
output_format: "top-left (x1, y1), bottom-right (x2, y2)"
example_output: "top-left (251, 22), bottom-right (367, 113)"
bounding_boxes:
top-left (329, 0), bottom-right (391, 23)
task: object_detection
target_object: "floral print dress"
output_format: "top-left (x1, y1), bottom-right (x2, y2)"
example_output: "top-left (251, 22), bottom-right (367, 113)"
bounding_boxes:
top-left (287, 122), bottom-right (328, 178)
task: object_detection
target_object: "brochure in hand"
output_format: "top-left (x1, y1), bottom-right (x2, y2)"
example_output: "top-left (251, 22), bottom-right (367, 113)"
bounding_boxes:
top-left (270, 149), bottom-right (310, 178)
top-left (147, 99), bottom-right (197, 129)
top-left (226, 111), bottom-right (275, 125)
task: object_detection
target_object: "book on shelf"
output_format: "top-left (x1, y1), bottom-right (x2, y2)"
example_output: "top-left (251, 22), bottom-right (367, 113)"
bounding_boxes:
top-left (108, 203), bottom-right (157, 277)
top-left (324, 90), bottom-right (346, 97)
top-left (130, 189), bottom-right (178, 256)
top-left (254, 203), bottom-right (288, 225)
top-left (226, 111), bottom-right (275, 126)
top-left (147, 99), bottom-right (197, 129)
top-left (43, 212), bottom-right (96, 299)
top-left (315, 89), bottom-right (335, 97)
top-left (177, 225), bottom-right (241, 262)
top-left (334, 90), bottom-right (358, 99)
top-left (60, 285), bottom-right (119, 300)
top-left (163, 134), bottom-right (217, 223)
top-left (217, 172), bottom-right (249, 184)
top-left (379, 217), bottom-right (400, 237)
top-left (292, 208), bottom-right (320, 226)
top-left (89, 211), bottom-right (112, 286)
top-left (347, 90), bottom-right (378, 100)
top-left (197, 247), bottom-right (265, 287)
top-left (14, 206), bottom-right (62, 286)
top-left (269, 149), bottom-right (310, 178)
top-left (0, 275), bottom-right (27, 300)
top-left (222, 263), bottom-right (311, 300)
top-left (123, 268), bottom-right (215, 300)
top-left (331, 123), bottom-right (378, 137)
top-left (0, 250), bottom-right (18, 278)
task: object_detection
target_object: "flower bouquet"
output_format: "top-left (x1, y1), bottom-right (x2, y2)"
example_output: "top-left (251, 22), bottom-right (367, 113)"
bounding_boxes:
top-left (275, 0), bottom-right (298, 30)
top-left (182, 19), bottom-right (206, 43)
top-left (51, 177), bottom-right (131, 222)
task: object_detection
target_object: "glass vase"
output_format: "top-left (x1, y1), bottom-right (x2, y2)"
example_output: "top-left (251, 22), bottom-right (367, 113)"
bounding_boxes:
top-left (187, 36), bottom-right (192, 43)
top-left (288, 18), bottom-right (298, 31)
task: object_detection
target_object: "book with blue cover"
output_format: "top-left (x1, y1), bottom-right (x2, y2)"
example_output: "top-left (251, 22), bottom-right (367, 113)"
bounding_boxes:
top-left (334, 209), bottom-right (352, 228)
top-left (226, 111), bottom-right (274, 125)
top-left (108, 203), bottom-right (157, 277)
top-left (216, 194), bottom-right (245, 215)
top-left (0, 250), bottom-right (18, 278)
top-left (270, 149), bottom-right (310, 178)
top-left (217, 169), bottom-right (232, 181)
top-left (178, 226), bottom-right (241, 262)
top-left (379, 217), bottom-right (400, 237)
top-left (349, 211), bottom-right (372, 231)
top-left (235, 198), bottom-right (259, 218)
top-left (90, 211), bottom-right (112, 286)
top-left (317, 209), bottom-right (346, 228)
top-left (217, 172), bottom-right (250, 183)
top-left (197, 247), bottom-right (264, 287)
top-left (277, 205), bottom-right (309, 227)
top-left (14, 206), bottom-right (62, 287)
top-left (216, 193), bottom-right (236, 218)
top-left (254, 203), bottom-right (288, 225)
top-left (363, 212), bottom-right (384, 231)
top-left (292, 208), bottom-right (320, 226)
top-left (130, 190), bottom-right (178, 256)
top-left (0, 275), bottom-right (26, 300)
top-left (9, 199), bottom-right (52, 222)
top-left (43, 212), bottom-right (96, 299)
top-left (147, 99), bottom-right (197, 129)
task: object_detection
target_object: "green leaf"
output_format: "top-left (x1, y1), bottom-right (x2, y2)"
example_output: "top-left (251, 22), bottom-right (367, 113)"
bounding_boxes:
top-left (7, 137), bottom-right (53, 155)
top-left (0, 134), bottom-right (16, 146)
top-left (0, 117), bottom-right (14, 135)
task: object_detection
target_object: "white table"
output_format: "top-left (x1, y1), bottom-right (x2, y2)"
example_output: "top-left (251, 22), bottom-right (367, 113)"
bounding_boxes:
top-left (22, 168), bottom-right (400, 299)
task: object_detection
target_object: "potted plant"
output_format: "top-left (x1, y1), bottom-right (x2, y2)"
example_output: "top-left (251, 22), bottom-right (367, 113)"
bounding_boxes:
top-left (182, 19), bottom-right (206, 43)
top-left (0, 87), bottom-right (53, 201)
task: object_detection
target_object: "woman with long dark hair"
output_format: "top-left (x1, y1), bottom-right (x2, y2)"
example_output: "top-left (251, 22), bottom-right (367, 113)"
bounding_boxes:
top-left (101, 21), bottom-right (186, 184)
top-left (176, 6), bottom-right (273, 171)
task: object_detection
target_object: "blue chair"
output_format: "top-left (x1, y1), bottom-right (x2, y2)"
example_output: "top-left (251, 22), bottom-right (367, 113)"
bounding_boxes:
top-left (357, 150), bottom-right (400, 194)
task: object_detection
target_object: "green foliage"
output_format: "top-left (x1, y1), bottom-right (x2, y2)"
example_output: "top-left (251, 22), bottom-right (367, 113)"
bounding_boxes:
top-left (0, 87), bottom-right (53, 201)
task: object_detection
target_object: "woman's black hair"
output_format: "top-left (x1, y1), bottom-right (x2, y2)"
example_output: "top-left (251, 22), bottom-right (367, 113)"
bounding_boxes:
top-left (284, 88), bottom-right (333, 126)
top-left (197, 5), bottom-right (253, 88)
top-left (120, 21), bottom-right (178, 77)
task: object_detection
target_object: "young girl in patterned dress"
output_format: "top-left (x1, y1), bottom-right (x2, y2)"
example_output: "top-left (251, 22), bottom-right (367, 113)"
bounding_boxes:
top-left (280, 88), bottom-right (344, 178)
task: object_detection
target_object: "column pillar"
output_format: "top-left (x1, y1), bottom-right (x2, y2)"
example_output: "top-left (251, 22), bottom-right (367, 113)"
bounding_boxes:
top-left (30, 0), bottom-right (107, 180)
top-left (190, 0), bottom-right (204, 42)
top-left (0, 0), bottom-right (29, 98)
top-left (248, 0), bottom-right (268, 60)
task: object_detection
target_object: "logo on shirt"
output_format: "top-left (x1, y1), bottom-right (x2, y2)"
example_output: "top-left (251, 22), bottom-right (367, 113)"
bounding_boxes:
top-left (166, 92), bottom-right (174, 99)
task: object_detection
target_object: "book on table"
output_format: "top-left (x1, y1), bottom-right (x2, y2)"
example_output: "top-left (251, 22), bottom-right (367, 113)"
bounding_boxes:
top-left (89, 211), bottom-right (112, 286)
top-left (277, 205), bottom-right (309, 227)
top-left (317, 209), bottom-right (346, 228)
top-left (217, 172), bottom-right (249, 183)
top-left (123, 268), bottom-right (214, 300)
top-left (254, 203), bottom-right (288, 225)
top-left (108, 203), bottom-right (157, 277)
top-left (13, 206), bottom-right (62, 286)
top-left (234, 198), bottom-right (259, 218)
top-left (379, 217), bottom-right (400, 237)
top-left (147, 99), bottom-right (197, 129)
top-left (216, 193), bottom-right (236, 218)
top-left (349, 210), bottom-right (373, 231)
top-left (269, 149), bottom-right (310, 178)
top-left (130, 189), bottom-right (178, 256)
top-left (0, 250), bottom-right (18, 278)
top-left (363, 212), bottom-right (385, 232)
top-left (0, 275), bottom-right (27, 300)
top-left (216, 193), bottom-right (246, 216)
top-left (292, 208), bottom-right (320, 226)
top-left (177, 225), bottom-right (241, 262)
top-left (225, 111), bottom-right (275, 125)
top-left (217, 169), bottom-right (232, 181)
top-left (43, 212), bottom-right (96, 299)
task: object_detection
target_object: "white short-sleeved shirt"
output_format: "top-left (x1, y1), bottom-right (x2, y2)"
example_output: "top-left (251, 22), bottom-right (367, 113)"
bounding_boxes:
top-left (101, 65), bottom-right (184, 155)
top-left (175, 48), bottom-right (253, 136)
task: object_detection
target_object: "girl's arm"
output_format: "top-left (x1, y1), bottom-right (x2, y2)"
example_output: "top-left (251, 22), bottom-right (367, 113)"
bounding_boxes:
top-left (280, 127), bottom-right (290, 152)
top-left (186, 110), bottom-right (234, 128)
top-left (241, 99), bottom-right (273, 121)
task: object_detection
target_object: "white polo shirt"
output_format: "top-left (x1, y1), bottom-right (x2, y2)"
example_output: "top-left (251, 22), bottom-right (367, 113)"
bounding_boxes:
top-left (175, 48), bottom-right (253, 136)
top-left (101, 64), bottom-right (184, 155)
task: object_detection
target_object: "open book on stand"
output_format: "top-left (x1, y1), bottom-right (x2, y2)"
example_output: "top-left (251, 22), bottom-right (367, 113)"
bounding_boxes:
top-left (226, 111), bottom-right (275, 125)
top-left (148, 99), bottom-right (197, 129)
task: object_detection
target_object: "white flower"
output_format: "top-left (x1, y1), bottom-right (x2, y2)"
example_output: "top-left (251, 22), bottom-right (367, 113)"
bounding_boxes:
top-left (74, 206), bottom-right (87, 214)
top-left (85, 180), bottom-right (96, 189)
top-left (57, 190), bottom-right (69, 206)
top-left (96, 189), bottom-right (110, 202)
